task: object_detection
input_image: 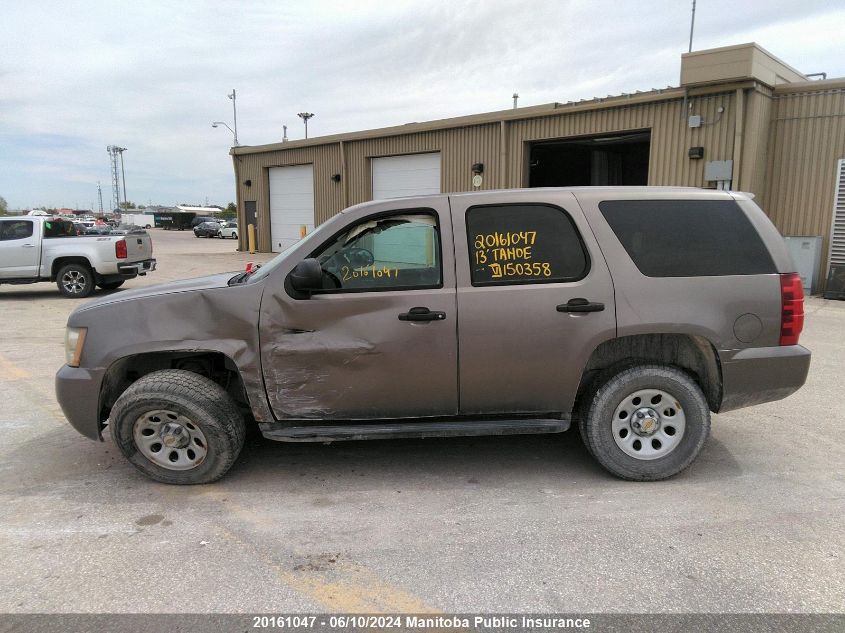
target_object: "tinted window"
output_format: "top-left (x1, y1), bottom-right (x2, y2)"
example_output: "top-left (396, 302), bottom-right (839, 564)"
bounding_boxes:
top-left (0, 220), bottom-right (34, 241)
top-left (312, 212), bottom-right (441, 291)
top-left (466, 204), bottom-right (588, 285)
top-left (43, 219), bottom-right (77, 238)
top-left (599, 200), bottom-right (776, 277)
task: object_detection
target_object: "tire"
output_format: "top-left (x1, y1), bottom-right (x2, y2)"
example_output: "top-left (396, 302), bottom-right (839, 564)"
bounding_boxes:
top-left (56, 263), bottom-right (94, 298)
top-left (109, 369), bottom-right (246, 484)
top-left (581, 364), bottom-right (710, 481)
top-left (216, 231), bottom-right (223, 238)
top-left (231, 232), bottom-right (237, 240)
top-left (97, 280), bottom-right (125, 290)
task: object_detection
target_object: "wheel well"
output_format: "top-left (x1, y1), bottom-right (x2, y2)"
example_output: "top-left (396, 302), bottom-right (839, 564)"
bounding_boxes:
top-left (52, 256), bottom-right (92, 280)
top-left (100, 352), bottom-right (248, 421)
top-left (577, 334), bottom-right (722, 412)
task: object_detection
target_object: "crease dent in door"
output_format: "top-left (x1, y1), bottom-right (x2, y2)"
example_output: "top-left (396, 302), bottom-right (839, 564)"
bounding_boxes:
top-left (265, 329), bottom-right (379, 418)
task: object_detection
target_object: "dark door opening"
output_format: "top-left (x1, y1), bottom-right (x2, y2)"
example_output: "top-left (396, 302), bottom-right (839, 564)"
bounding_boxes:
top-left (528, 130), bottom-right (650, 187)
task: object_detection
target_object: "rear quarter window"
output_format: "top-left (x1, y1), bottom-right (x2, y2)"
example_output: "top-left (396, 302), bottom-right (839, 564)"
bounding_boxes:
top-left (598, 199), bottom-right (776, 277)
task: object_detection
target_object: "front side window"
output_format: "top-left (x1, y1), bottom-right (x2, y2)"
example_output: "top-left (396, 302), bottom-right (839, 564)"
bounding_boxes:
top-left (312, 212), bottom-right (441, 291)
top-left (466, 204), bottom-right (589, 286)
top-left (0, 220), bottom-right (34, 241)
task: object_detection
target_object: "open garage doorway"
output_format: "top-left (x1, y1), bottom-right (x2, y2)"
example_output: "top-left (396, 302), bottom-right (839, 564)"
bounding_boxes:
top-left (528, 130), bottom-right (650, 187)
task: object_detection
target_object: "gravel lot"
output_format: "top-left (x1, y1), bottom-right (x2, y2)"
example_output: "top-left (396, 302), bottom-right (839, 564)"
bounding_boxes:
top-left (1, 228), bottom-right (843, 613)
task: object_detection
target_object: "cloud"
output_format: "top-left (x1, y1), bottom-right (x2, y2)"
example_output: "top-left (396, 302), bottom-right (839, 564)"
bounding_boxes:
top-left (0, 0), bottom-right (842, 208)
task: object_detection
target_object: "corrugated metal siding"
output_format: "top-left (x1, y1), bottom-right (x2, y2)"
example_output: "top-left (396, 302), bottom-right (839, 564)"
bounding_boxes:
top-left (506, 93), bottom-right (735, 188)
top-left (764, 88), bottom-right (845, 285)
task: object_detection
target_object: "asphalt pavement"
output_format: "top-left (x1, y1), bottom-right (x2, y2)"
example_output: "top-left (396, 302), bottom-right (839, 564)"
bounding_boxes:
top-left (0, 229), bottom-right (843, 613)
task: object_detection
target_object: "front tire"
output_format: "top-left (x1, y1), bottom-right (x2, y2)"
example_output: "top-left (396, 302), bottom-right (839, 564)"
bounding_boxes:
top-left (109, 370), bottom-right (246, 484)
top-left (581, 364), bottom-right (710, 481)
top-left (56, 263), bottom-right (94, 298)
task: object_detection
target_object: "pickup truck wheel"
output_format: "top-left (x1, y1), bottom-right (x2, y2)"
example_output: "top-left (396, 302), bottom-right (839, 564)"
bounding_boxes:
top-left (109, 369), bottom-right (245, 484)
top-left (97, 280), bottom-right (125, 290)
top-left (56, 263), bottom-right (94, 298)
top-left (582, 365), bottom-right (710, 481)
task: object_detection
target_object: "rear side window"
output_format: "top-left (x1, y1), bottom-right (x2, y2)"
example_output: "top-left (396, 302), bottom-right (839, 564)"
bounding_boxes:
top-left (599, 200), bottom-right (776, 277)
top-left (466, 204), bottom-right (589, 285)
top-left (0, 220), bottom-right (34, 241)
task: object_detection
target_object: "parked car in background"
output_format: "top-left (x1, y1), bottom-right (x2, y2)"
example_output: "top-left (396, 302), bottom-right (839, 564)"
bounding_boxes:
top-left (1, 216), bottom-right (156, 297)
top-left (55, 187), bottom-right (810, 484)
top-left (217, 221), bottom-right (238, 239)
top-left (193, 221), bottom-right (222, 238)
top-left (190, 216), bottom-right (217, 228)
top-left (84, 225), bottom-right (113, 236)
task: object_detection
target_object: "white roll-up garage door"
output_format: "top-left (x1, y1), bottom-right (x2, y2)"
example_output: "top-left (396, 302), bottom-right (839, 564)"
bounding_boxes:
top-left (371, 152), bottom-right (441, 200)
top-left (269, 165), bottom-right (314, 253)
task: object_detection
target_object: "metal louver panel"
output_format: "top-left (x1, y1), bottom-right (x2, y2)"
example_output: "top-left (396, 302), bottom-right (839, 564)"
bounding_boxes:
top-left (831, 159), bottom-right (845, 268)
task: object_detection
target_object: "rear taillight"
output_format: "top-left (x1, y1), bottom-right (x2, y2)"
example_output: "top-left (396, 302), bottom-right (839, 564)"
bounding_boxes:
top-left (115, 239), bottom-right (127, 259)
top-left (779, 272), bottom-right (804, 346)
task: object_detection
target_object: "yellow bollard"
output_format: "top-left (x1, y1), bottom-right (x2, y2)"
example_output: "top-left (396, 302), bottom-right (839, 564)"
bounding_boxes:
top-left (247, 223), bottom-right (256, 254)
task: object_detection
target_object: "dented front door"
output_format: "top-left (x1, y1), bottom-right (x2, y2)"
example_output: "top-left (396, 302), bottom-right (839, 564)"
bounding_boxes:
top-left (258, 197), bottom-right (458, 420)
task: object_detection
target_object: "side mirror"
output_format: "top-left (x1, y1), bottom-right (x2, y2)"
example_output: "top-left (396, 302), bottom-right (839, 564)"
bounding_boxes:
top-left (288, 258), bottom-right (323, 294)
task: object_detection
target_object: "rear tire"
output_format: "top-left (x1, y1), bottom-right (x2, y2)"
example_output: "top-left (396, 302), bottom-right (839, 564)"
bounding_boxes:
top-left (56, 263), bottom-right (94, 298)
top-left (581, 364), bottom-right (710, 481)
top-left (97, 280), bottom-right (125, 290)
top-left (109, 369), bottom-right (246, 484)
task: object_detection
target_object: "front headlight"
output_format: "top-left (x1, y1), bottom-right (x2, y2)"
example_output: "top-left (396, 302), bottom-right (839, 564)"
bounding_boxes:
top-left (65, 327), bottom-right (87, 367)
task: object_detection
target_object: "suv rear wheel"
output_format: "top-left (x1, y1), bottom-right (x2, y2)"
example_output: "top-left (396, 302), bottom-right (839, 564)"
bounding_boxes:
top-left (581, 364), bottom-right (710, 481)
top-left (109, 369), bottom-right (245, 484)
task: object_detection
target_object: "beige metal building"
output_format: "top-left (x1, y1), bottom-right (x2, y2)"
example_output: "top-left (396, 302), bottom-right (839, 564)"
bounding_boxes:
top-left (230, 43), bottom-right (845, 290)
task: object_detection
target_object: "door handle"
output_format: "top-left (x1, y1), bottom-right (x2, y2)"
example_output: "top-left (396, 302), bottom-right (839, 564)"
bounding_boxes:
top-left (21, 244), bottom-right (35, 248)
top-left (557, 298), bottom-right (605, 313)
top-left (398, 307), bottom-right (447, 322)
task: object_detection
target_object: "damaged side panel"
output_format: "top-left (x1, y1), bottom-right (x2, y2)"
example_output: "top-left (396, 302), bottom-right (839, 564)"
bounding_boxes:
top-left (257, 196), bottom-right (459, 421)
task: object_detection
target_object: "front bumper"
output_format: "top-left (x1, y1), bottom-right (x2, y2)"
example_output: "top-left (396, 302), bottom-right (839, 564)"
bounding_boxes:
top-left (718, 345), bottom-right (811, 412)
top-left (118, 258), bottom-right (156, 277)
top-left (55, 364), bottom-right (107, 440)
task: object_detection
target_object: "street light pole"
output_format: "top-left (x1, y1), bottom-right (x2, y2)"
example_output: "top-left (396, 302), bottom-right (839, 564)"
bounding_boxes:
top-left (297, 112), bottom-right (314, 139)
top-left (228, 89), bottom-right (239, 146)
top-left (212, 121), bottom-right (238, 146)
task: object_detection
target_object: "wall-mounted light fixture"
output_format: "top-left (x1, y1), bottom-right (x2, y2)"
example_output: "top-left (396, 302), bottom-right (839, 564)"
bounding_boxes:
top-left (331, 173), bottom-right (341, 182)
top-left (471, 163), bottom-right (484, 189)
top-left (243, 179), bottom-right (252, 187)
top-left (688, 147), bottom-right (704, 160)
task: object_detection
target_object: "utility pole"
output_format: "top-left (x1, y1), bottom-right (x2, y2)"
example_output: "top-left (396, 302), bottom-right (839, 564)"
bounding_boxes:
top-left (97, 182), bottom-right (104, 215)
top-left (228, 89), bottom-right (239, 146)
top-left (119, 149), bottom-right (127, 208)
top-left (297, 112), bottom-right (314, 139)
top-left (688, 0), bottom-right (696, 53)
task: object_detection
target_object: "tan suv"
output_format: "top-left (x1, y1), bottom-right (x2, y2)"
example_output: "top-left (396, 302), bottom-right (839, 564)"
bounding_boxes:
top-left (56, 187), bottom-right (810, 484)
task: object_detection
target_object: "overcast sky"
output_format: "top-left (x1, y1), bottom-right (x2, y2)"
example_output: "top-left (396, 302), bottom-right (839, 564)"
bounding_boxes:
top-left (1, 0), bottom-right (843, 210)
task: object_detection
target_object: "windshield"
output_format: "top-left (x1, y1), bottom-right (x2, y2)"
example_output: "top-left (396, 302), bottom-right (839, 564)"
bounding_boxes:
top-left (248, 229), bottom-right (326, 282)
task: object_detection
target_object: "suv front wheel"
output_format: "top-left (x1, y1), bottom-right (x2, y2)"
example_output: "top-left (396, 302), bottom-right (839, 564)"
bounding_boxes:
top-left (109, 369), bottom-right (245, 484)
top-left (581, 364), bottom-right (710, 481)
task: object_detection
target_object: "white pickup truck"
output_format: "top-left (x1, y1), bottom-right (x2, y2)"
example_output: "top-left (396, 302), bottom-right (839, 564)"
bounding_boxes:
top-left (0, 216), bottom-right (156, 297)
